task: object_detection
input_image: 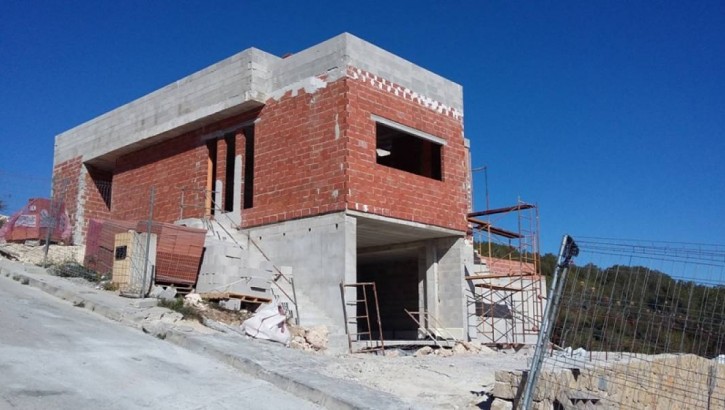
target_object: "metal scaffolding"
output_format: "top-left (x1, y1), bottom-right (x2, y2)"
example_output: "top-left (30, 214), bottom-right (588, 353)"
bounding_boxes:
top-left (467, 199), bottom-right (545, 346)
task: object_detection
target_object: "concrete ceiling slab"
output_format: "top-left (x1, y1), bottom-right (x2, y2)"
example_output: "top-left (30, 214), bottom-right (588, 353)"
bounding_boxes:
top-left (352, 211), bottom-right (462, 249)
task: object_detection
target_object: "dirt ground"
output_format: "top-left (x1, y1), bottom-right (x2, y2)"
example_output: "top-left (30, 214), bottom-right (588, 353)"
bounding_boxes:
top-left (0, 242), bottom-right (84, 265)
top-left (325, 348), bottom-right (530, 409)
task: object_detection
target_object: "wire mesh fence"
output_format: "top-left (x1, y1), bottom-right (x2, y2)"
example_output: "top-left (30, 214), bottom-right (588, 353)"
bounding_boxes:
top-left (518, 237), bottom-right (725, 409)
top-left (1, 181), bottom-right (191, 296)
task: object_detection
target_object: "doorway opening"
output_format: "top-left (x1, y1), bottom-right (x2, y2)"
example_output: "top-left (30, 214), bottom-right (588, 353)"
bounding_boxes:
top-left (356, 248), bottom-right (422, 340)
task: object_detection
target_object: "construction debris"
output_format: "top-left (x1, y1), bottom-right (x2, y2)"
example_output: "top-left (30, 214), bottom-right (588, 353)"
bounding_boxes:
top-left (184, 293), bottom-right (204, 308)
top-left (411, 342), bottom-right (497, 358)
top-left (289, 325), bottom-right (329, 352)
top-left (414, 346), bottom-right (433, 357)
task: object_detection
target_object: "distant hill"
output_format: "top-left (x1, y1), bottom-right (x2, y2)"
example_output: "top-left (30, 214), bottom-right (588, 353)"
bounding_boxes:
top-left (476, 241), bottom-right (724, 357)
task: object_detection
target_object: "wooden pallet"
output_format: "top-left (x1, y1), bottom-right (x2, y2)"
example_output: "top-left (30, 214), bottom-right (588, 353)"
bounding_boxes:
top-left (199, 291), bottom-right (272, 304)
top-left (154, 281), bottom-right (194, 296)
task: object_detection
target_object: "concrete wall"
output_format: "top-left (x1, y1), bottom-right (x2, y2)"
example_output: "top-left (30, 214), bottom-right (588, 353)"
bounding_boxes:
top-left (241, 213), bottom-right (469, 342)
top-left (54, 48), bottom-right (276, 170)
top-left (429, 237), bottom-right (467, 339)
top-left (270, 34), bottom-right (462, 115)
top-left (54, 33), bottom-right (462, 171)
top-left (244, 212), bottom-right (356, 329)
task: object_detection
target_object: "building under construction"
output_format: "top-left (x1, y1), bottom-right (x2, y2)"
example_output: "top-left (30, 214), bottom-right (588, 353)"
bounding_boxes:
top-left (52, 33), bottom-right (544, 351)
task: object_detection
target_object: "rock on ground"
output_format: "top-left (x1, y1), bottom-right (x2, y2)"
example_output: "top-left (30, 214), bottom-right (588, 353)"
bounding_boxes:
top-left (490, 398), bottom-right (514, 410)
top-left (305, 325), bottom-right (329, 351)
top-left (414, 346), bottom-right (433, 357)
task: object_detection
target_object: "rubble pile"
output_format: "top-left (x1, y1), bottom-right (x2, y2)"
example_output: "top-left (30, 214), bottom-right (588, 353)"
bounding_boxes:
top-left (289, 324), bottom-right (329, 352)
top-left (413, 341), bottom-right (496, 357)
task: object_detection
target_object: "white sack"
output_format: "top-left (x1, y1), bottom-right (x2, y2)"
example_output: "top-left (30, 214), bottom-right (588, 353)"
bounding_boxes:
top-left (241, 301), bottom-right (290, 345)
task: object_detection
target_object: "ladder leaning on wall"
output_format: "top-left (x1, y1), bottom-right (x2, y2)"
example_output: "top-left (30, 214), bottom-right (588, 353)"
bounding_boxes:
top-left (340, 282), bottom-right (385, 355)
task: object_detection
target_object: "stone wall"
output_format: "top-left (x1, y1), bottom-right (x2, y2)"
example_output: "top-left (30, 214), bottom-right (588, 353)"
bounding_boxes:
top-left (492, 353), bottom-right (725, 409)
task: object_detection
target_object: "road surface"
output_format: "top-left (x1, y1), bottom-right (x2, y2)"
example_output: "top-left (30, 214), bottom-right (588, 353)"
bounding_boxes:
top-left (0, 276), bottom-right (320, 409)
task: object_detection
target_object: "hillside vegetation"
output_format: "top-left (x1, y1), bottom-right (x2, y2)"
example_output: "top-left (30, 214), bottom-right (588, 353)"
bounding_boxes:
top-left (477, 242), bottom-right (725, 357)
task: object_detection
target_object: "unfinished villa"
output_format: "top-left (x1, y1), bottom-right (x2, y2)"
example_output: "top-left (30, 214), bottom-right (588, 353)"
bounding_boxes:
top-left (52, 33), bottom-right (545, 351)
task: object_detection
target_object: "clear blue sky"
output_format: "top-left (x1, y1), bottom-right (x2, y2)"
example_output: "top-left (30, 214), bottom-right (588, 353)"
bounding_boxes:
top-left (1, 1), bottom-right (723, 255)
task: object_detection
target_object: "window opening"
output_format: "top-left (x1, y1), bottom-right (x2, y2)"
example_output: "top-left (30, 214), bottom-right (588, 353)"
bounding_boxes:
top-left (114, 245), bottom-right (127, 260)
top-left (375, 122), bottom-right (442, 180)
top-left (243, 125), bottom-right (255, 209)
top-left (206, 140), bottom-right (217, 215)
top-left (223, 134), bottom-right (235, 212)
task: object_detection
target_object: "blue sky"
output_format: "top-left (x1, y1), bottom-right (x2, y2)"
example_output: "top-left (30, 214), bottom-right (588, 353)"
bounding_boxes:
top-left (0, 1), bottom-right (723, 255)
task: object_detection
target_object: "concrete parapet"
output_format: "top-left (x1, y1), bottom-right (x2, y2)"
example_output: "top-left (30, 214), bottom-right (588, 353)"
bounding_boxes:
top-left (55, 33), bottom-right (462, 172)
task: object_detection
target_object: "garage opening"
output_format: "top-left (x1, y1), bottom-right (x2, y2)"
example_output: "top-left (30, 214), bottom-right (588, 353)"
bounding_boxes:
top-left (357, 248), bottom-right (421, 340)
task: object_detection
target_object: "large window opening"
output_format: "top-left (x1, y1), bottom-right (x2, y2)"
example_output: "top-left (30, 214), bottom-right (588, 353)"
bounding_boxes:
top-left (86, 165), bottom-right (113, 212)
top-left (223, 134), bottom-right (235, 212)
top-left (375, 122), bottom-right (443, 180)
top-left (206, 123), bottom-right (255, 215)
top-left (242, 125), bottom-right (254, 209)
top-left (206, 140), bottom-right (217, 216)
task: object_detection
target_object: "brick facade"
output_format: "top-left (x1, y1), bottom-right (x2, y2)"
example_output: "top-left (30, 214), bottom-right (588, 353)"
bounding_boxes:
top-left (56, 66), bottom-right (468, 243)
top-left (345, 69), bottom-right (468, 232)
top-left (243, 79), bottom-right (349, 227)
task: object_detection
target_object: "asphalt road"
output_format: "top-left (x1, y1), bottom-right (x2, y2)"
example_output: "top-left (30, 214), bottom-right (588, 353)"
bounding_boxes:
top-left (0, 277), bottom-right (320, 410)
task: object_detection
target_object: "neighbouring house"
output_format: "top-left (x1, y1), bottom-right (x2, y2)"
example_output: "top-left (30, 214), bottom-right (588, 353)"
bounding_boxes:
top-left (0, 198), bottom-right (71, 244)
top-left (53, 33), bottom-right (475, 349)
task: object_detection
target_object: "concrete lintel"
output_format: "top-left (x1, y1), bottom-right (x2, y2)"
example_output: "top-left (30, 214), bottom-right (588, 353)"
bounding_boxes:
top-left (55, 48), bottom-right (275, 167)
top-left (371, 114), bottom-right (447, 146)
top-left (347, 209), bottom-right (463, 237)
top-left (357, 239), bottom-right (426, 256)
top-left (84, 100), bottom-right (263, 171)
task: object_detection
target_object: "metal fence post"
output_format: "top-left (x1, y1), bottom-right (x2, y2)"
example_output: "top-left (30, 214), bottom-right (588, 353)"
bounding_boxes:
top-left (140, 186), bottom-right (155, 298)
top-left (519, 235), bottom-right (578, 409)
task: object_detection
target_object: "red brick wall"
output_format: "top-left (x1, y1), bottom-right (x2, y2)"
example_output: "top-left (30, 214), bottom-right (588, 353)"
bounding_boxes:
top-left (242, 79), bottom-right (349, 227)
top-left (111, 111), bottom-right (260, 225)
top-left (57, 67), bottom-right (468, 242)
top-left (345, 70), bottom-right (469, 232)
top-left (113, 131), bottom-right (208, 223)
